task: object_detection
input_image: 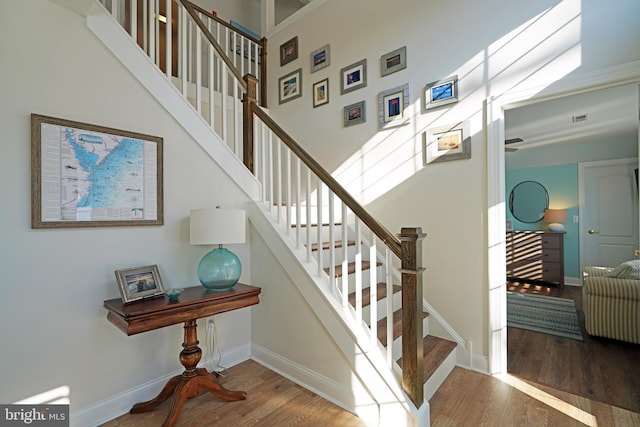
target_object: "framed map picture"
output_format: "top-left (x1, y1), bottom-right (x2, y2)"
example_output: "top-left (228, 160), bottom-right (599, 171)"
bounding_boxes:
top-left (31, 114), bottom-right (164, 228)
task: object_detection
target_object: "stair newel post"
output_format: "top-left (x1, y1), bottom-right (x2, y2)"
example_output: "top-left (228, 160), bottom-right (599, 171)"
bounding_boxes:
top-left (398, 227), bottom-right (426, 408)
top-left (259, 37), bottom-right (268, 108)
top-left (242, 74), bottom-right (259, 173)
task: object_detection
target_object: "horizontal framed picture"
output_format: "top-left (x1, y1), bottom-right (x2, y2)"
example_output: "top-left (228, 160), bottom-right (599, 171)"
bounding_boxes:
top-left (424, 75), bottom-right (458, 109)
top-left (423, 121), bottom-right (471, 164)
top-left (280, 36), bottom-right (298, 66)
top-left (115, 264), bottom-right (165, 303)
top-left (313, 78), bottom-right (329, 108)
top-left (310, 44), bottom-right (330, 73)
top-left (381, 46), bottom-right (407, 77)
top-left (279, 68), bottom-right (302, 104)
top-left (344, 101), bottom-right (366, 127)
top-left (340, 59), bottom-right (367, 94)
top-left (31, 114), bottom-right (163, 229)
top-left (378, 83), bottom-right (409, 128)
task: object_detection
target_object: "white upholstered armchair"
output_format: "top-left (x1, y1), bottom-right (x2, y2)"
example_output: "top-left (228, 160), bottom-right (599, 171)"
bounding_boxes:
top-left (582, 264), bottom-right (640, 344)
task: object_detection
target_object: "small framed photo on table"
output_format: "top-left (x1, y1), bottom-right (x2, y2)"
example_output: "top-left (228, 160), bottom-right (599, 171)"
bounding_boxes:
top-left (115, 264), bottom-right (165, 303)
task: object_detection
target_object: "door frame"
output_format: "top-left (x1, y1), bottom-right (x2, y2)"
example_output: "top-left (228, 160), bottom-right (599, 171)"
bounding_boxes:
top-left (486, 66), bottom-right (640, 375)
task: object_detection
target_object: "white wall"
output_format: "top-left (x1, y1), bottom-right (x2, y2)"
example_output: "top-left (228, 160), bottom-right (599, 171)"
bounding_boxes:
top-left (0, 0), bottom-right (254, 422)
top-left (263, 0), bottom-right (640, 359)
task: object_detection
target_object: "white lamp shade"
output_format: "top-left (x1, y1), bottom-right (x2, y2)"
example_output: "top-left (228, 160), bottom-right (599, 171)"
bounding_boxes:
top-left (190, 208), bottom-right (246, 245)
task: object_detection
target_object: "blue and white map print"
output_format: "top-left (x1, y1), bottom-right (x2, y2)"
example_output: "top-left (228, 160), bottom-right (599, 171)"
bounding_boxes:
top-left (40, 122), bottom-right (154, 222)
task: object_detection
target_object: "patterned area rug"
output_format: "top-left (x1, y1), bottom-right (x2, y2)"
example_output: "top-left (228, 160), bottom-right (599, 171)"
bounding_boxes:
top-left (507, 292), bottom-right (583, 341)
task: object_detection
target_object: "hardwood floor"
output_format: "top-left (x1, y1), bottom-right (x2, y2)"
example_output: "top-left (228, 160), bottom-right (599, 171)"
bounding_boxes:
top-left (506, 282), bottom-right (640, 413)
top-left (430, 367), bottom-right (640, 426)
top-left (100, 360), bottom-right (367, 427)
top-left (102, 283), bottom-right (640, 426)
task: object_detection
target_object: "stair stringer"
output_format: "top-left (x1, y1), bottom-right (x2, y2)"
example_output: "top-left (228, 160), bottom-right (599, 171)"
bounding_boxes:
top-left (249, 202), bottom-right (429, 427)
top-left (85, 2), bottom-right (260, 200)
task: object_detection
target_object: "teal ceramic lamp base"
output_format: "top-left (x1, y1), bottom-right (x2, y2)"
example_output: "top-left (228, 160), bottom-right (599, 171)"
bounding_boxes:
top-left (197, 246), bottom-right (242, 291)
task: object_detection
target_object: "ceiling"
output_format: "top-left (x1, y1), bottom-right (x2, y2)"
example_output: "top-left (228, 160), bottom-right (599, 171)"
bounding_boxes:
top-left (504, 84), bottom-right (638, 152)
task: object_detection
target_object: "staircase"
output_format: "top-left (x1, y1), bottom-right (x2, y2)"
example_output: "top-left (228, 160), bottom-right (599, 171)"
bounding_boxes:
top-left (291, 207), bottom-right (457, 403)
top-left (89, 1), bottom-right (462, 425)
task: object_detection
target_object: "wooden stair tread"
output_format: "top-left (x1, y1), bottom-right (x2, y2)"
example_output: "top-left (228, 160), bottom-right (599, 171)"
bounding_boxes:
top-left (348, 282), bottom-right (402, 307)
top-left (398, 336), bottom-right (457, 384)
top-left (377, 309), bottom-right (429, 344)
top-left (291, 222), bottom-right (343, 227)
top-left (324, 261), bottom-right (382, 277)
top-left (310, 240), bottom-right (356, 251)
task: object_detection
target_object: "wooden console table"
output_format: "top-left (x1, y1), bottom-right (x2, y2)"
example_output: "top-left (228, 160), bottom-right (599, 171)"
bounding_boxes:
top-left (104, 283), bottom-right (261, 427)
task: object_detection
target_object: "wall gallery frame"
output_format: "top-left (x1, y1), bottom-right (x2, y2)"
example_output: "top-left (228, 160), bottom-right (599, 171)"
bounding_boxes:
top-left (279, 68), bottom-right (302, 104)
top-left (313, 78), bottom-right (329, 108)
top-left (340, 59), bottom-right (367, 94)
top-left (310, 44), bottom-right (330, 73)
top-left (378, 83), bottom-right (409, 128)
top-left (344, 101), bottom-right (366, 127)
top-left (424, 75), bottom-right (458, 109)
top-left (31, 113), bottom-right (164, 229)
top-left (115, 264), bottom-right (165, 303)
top-left (423, 121), bottom-right (471, 164)
top-left (280, 36), bottom-right (298, 66)
top-left (381, 46), bottom-right (407, 77)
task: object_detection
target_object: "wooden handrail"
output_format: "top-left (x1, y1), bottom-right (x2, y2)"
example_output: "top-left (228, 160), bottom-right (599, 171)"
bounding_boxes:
top-left (243, 76), bottom-right (425, 410)
top-left (179, 0), bottom-right (247, 92)
top-left (182, 0), bottom-right (268, 106)
top-left (250, 103), bottom-right (403, 258)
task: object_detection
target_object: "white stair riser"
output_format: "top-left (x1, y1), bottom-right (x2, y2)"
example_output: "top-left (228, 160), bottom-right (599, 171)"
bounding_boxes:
top-left (360, 290), bottom-right (402, 322)
top-left (390, 315), bottom-right (430, 358)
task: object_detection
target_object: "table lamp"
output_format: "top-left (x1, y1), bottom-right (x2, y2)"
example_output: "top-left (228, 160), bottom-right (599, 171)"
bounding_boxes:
top-left (544, 208), bottom-right (567, 232)
top-left (190, 207), bottom-right (246, 291)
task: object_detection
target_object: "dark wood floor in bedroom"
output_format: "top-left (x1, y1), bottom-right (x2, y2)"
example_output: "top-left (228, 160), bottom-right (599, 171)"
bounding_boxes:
top-left (506, 281), bottom-right (640, 413)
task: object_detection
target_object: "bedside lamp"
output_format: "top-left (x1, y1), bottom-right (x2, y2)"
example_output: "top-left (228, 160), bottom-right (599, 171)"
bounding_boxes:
top-left (190, 207), bottom-right (246, 291)
top-left (544, 208), bottom-right (567, 232)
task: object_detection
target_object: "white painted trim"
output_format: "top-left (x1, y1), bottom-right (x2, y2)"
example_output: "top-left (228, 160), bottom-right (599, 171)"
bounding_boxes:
top-left (251, 344), bottom-right (380, 426)
top-left (248, 202), bottom-right (421, 426)
top-left (487, 61), bottom-right (640, 375)
top-left (265, 0), bottom-right (327, 38)
top-left (71, 343), bottom-right (251, 427)
top-left (86, 3), bottom-right (261, 200)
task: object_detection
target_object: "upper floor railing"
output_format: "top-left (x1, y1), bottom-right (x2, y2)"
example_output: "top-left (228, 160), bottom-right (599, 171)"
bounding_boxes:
top-left (99, 0), bottom-right (267, 157)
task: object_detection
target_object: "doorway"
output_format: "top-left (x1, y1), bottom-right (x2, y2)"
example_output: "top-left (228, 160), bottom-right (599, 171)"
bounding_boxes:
top-left (487, 78), bottom-right (640, 375)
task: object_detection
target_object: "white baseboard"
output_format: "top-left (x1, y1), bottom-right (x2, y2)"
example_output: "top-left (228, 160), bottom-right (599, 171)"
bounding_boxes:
top-left (250, 343), bottom-right (379, 426)
top-left (71, 343), bottom-right (251, 427)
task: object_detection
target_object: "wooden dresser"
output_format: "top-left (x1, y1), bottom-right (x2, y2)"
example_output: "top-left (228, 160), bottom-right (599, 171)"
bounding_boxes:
top-left (506, 231), bottom-right (565, 286)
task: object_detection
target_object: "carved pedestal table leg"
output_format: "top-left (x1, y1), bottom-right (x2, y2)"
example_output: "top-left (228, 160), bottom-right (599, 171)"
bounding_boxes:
top-left (129, 319), bottom-right (247, 427)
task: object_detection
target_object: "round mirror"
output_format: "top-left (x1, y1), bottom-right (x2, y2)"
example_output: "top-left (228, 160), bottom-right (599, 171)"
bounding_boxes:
top-left (509, 181), bottom-right (548, 223)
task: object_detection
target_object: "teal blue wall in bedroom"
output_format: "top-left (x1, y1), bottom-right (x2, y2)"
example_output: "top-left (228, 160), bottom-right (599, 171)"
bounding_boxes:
top-left (506, 164), bottom-right (579, 279)
top-left (505, 134), bottom-right (637, 282)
